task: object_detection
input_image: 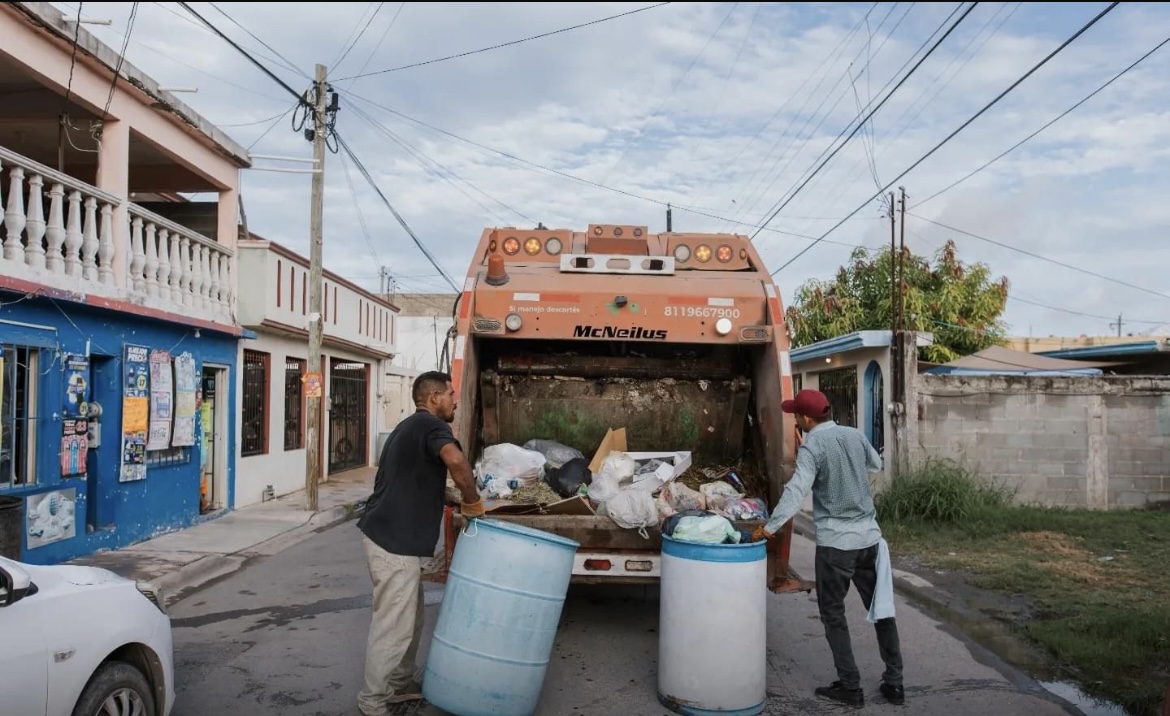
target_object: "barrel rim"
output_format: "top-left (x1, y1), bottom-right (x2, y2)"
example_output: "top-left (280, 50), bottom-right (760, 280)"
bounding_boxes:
top-left (661, 533), bottom-right (766, 563)
top-left (474, 518), bottom-right (582, 550)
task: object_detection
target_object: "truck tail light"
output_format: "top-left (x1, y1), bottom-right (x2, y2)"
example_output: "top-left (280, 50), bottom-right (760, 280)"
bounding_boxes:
top-left (583, 559), bottom-right (612, 571)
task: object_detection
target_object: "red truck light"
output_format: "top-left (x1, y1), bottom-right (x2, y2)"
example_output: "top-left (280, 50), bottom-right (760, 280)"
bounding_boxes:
top-left (583, 559), bottom-right (612, 571)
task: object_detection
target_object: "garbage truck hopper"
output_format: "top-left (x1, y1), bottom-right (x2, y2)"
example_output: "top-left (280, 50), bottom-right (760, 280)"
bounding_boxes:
top-left (443, 223), bottom-right (809, 593)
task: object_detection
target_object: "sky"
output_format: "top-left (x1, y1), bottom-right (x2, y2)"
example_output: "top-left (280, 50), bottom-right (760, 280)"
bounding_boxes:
top-left (51, 1), bottom-right (1170, 338)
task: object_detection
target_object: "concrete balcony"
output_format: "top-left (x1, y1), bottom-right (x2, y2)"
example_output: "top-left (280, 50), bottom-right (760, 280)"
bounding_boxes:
top-left (0, 145), bottom-right (234, 322)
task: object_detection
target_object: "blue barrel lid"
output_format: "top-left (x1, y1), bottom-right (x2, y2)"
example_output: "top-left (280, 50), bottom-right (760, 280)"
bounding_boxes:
top-left (474, 518), bottom-right (582, 550)
top-left (661, 534), bottom-right (767, 563)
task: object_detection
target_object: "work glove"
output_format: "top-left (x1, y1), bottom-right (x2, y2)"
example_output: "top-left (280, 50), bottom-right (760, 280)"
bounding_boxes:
top-left (750, 526), bottom-right (772, 543)
top-left (461, 496), bottom-right (486, 519)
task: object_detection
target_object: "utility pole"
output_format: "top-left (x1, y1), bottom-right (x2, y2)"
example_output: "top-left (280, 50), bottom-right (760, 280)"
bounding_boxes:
top-left (1110, 313), bottom-right (1124, 337)
top-left (305, 63), bottom-right (327, 512)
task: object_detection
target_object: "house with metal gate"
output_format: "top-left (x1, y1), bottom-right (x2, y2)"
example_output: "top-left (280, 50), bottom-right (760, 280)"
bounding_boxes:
top-left (234, 233), bottom-right (398, 508)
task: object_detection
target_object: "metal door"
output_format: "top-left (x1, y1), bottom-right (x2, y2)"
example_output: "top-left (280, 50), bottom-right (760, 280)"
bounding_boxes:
top-left (328, 359), bottom-right (368, 473)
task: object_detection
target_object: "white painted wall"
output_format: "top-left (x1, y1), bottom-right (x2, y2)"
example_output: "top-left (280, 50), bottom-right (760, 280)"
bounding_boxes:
top-left (237, 240), bottom-right (397, 356)
top-left (234, 331), bottom-right (388, 508)
top-left (391, 316), bottom-right (454, 373)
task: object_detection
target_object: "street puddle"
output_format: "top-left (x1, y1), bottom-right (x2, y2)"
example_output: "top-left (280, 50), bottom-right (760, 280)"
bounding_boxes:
top-left (1038, 681), bottom-right (1129, 716)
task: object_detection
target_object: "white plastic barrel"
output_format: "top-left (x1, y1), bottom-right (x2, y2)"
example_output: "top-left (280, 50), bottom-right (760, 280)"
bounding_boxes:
top-left (658, 533), bottom-right (768, 716)
top-left (423, 518), bottom-right (580, 716)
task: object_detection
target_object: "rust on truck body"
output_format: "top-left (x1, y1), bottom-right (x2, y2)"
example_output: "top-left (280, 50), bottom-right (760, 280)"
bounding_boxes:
top-left (446, 223), bottom-right (807, 593)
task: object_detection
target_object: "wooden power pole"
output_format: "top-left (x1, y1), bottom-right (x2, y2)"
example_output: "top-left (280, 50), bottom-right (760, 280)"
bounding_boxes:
top-left (305, 63), bottom-right (327, 512)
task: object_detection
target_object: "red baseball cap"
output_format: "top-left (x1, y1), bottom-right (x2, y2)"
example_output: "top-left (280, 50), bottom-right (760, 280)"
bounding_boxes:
top-left (782, 389), bottom-right (832, 419)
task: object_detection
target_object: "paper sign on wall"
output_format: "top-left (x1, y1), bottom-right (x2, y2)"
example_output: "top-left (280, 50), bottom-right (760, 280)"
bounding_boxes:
top-left (172, 352), bottom-right (198, 447)
top-left (147, 350), bottom-right (174, 451)
top-left (120, 344), bottom-right (149, 482)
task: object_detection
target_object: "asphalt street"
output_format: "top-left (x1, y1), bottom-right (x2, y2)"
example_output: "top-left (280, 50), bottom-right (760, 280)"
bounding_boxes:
top-left (167, 519), bottom-right (1083, 716)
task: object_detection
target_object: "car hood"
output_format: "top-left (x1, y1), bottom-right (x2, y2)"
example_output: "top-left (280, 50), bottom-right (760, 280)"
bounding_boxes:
top-left (0, 557), bottom-right (130, 591)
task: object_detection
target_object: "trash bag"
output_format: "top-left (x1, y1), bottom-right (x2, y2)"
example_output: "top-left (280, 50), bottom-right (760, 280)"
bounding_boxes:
top-left (523, 439), bottom-right (585, 469)
top-left (721, 497), bottom-right (769, 521)
top-left (587, 472), bottom-right (622, 503)
top-left (605, 488), bottom-right (659, 537)
top-left (672, 514), bottom-right (741, 545)
top-left (599, 451), bottom-right (636, 483)
top-left (545, 457), bottom-right (592, 499)
top-left (661, 481), bottom-right (705, 512)
top-left (662, 509), bottom-right (717, 536)
top-left (475, 443), bottom-right (545, 496)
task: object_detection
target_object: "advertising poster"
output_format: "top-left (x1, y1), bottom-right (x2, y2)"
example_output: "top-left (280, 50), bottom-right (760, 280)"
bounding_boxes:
top-left (120, 344), bottom-right (149, 482)
top-left (147, 350), bottom-right (174, 451)
top-left (172, 352), bottom-right (198, 447)
top-left (63, 353), bottom-right (90, 418)
top-left (26, 488), bottom-right (77, 549)
top-left (60, 419), bottom-right (88, 478)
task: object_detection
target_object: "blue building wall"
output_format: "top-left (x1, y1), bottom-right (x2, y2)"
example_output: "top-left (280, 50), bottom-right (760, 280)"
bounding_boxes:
top-left (0, 291), bottom-right (239, 565)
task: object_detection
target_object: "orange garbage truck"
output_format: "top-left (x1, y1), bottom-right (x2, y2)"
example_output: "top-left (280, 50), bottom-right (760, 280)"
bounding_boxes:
top-left (440, 223), bottom-right (809, 593)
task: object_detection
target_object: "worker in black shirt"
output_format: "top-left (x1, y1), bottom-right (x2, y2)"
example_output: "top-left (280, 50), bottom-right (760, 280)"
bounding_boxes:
top-left (356, 371), bottom-right (484, 713)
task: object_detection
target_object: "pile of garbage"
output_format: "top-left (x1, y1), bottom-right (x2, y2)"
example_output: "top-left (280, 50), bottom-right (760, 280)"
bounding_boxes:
top-left (471, 430), bottom-right (769, 544)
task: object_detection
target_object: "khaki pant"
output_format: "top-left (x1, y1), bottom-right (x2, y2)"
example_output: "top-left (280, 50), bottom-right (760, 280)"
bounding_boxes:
top-left (357, 535), bottom-right (425, 715)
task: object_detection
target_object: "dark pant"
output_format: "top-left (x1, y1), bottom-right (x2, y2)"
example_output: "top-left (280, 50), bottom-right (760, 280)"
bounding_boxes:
top-left (814, 544), bottom-right (904, 689)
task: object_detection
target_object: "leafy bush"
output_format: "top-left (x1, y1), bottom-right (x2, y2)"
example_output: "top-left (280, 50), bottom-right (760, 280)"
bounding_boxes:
top-left (876, 458), bottom-right (1013, 524)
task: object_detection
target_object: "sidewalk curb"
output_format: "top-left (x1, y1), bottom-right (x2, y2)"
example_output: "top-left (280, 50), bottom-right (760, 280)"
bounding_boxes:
top-left (158, 499), bottom-right (364, 605)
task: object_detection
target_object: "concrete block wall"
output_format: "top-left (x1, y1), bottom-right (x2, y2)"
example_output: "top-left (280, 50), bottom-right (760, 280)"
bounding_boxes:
top-left (910, 374), bottom-right (1170, 509)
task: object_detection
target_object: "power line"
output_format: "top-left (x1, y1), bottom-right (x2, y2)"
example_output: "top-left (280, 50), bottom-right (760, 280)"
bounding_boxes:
top-left (584, 2), bottom-right (739, 199)
top-left (176, 2), bottom-right (306, 104)
top-left (334, 2), bottom-right (385, 71)
top-left (914, 30), bottom-right (1170, 209)
top-left (344, 1), bottom-right (406, 87)
top-left (750, 1), bottom-right (980, 241)
top-left (206, 2), bottom-right (308, 79)
top-left (100, 1), bottom-right (139, 121)
top-left (339, 90), bottom-right (861, 246)
top-left (334, 3), bottom-right (673, 80)
top-left (61, 2), bottom-right (84, 113)
top-left (769, 1), bottom-right (1122, 276)
top-left (908, 213), bottom-right (1170, 301)
top-left (335, 131), bottom-right (461, 292)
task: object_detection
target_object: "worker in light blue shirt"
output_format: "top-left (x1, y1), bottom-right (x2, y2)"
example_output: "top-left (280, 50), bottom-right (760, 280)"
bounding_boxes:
top-left (753, 389), bottom-right (904, 709)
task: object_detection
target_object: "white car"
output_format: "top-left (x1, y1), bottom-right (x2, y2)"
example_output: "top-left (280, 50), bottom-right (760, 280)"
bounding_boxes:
top-left (0, 556), bottom-right (174, 716)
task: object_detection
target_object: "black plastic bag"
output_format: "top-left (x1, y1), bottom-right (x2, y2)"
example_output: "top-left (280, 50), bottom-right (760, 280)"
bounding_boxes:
top-left (545, 457), bottom-right (593, 499)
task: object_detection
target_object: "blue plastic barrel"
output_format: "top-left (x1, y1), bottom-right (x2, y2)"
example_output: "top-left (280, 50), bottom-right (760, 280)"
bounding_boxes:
top-left (658, 534), bottom-right (768, 716)
top-left (423, 518), bottom-right (580, 716)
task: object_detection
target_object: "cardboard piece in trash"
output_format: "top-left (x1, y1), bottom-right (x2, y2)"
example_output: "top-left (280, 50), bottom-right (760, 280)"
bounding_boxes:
top-left (588, 427), bottom-right (627, 474)
top-left (483, 495), bottom-right (595, 516)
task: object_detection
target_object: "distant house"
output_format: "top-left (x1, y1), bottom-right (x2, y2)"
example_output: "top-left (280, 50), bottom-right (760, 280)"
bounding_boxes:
top-left (234, 235), bottom-right (398, 507)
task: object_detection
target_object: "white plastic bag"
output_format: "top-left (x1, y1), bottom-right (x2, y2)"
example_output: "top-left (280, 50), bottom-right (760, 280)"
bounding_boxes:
top-left (671, 514), bottom-right (741, 545)
top-left (600, 451), bottom-right (636, 483)
top-left (605, 488), bottom-right (659, 537)
top-left (587, 472), bottom-right (622, 503)
top-left (475, 443), bottom-right (546, 493)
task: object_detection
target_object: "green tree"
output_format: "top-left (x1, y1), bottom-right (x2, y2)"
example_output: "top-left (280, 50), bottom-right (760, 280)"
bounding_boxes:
top-left (784, 240), bottom-right (1010, 363)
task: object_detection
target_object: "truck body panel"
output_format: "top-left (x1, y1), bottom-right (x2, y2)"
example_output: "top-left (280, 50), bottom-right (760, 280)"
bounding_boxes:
top-left (443, 224), bottom-right (809, 593)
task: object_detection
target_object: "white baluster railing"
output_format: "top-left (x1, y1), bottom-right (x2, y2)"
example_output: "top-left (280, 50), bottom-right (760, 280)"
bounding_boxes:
top-left (0, 147), bottom-right (119, 285)
top-left (126, 203), bottom-right (234, 319)
top-left (0, 145), bottom-right (235, 323)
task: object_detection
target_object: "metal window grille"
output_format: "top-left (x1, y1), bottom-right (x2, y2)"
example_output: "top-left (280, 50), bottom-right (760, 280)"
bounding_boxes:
top-left (1, 345), bottom-right (37, 488)
top-left (242, 350), bottom-right (269, 456)
top-left (817, 367), bottom-right (858, 428)
top-left (284, 358), bottom-right (305, 451)
top-left (146, 446), bottom-right (191, 467)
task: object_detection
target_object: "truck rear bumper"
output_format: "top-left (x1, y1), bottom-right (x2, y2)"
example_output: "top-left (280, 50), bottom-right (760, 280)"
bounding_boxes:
top-left (445, 512), bottom-right (815, 593)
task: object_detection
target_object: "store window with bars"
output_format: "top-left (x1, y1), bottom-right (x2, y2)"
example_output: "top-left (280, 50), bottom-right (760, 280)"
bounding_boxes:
top-left (284, 357), bottom-right (305, 451)
top-left (1, 345), bottom-right (38, 488)
top-left (242, 350), bottom-right (270, 456)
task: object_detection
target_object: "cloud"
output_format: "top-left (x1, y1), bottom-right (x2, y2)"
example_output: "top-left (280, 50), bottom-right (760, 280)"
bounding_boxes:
top-left (53, 0), bottom-right (1170, 337)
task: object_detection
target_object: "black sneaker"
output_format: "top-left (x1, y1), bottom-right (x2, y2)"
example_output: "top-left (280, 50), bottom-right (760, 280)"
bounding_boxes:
top-left (880, 682), bottom-right (905, 705)
top-left (815, 681), bottom-right (864, 708)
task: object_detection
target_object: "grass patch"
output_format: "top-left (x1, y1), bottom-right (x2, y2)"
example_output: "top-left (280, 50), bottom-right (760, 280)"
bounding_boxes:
top-left (878, 461), bottom-right (1170, 715)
